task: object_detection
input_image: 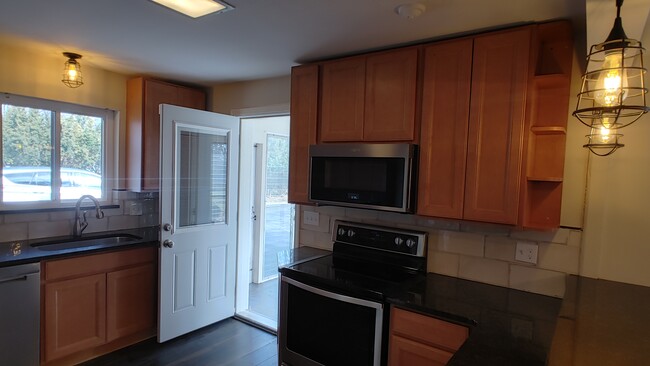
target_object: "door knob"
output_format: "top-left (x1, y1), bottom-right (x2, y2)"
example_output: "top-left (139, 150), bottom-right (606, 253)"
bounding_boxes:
top-left (163, 240), bottom-right (174, 248)
top-left (163, 223), bottom-right (172, 231)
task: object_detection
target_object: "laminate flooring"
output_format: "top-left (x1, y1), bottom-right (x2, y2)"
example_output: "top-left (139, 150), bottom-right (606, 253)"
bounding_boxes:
top-left (82, 318), bottom-right (278, 366)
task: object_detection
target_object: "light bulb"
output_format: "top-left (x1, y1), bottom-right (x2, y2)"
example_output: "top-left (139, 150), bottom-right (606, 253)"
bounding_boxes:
top-left (594, 52), bottom-right (628, 106)
top-left (67, 65), bottom-right (78, 81)
top-left (598, 126), bottom-right (612, 143)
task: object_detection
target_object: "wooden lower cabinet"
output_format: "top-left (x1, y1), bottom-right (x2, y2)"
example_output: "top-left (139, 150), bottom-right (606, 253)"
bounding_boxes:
top-left (390, 335), bottom-right (453, 366)
top-left (106, 263), bottom-right (156, 342)
top-left (389, 307), bottom-right (469, 366)
top-left (42, 247), bottom-right (157, 365)
top-left (43, 274), bottom-right (107, 362)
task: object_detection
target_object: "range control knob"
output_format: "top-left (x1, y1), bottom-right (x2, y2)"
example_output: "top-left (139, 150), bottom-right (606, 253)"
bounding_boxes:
top-left (394, 237), bottom-right (404, 246)
top-left (347, 229), bottom-right (356, 238)
top-left (338, 228), bottom-right (347, 237)
top-left (405, 239), bottom-right (416, 248)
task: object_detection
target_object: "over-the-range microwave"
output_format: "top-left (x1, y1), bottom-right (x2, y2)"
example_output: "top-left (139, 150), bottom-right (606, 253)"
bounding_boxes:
top-left (308, 143), bottom-right (417, 213)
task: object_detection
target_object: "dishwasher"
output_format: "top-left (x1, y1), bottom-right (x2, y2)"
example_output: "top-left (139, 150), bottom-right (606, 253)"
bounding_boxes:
top-left (0, 262), bottom-right (40, 366)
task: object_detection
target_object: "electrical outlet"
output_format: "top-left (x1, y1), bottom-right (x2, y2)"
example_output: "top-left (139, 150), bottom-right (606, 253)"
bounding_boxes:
top-left (303, 211), bottom-right (320, 226)
top-left (515, 242), bottom-right (538, 264)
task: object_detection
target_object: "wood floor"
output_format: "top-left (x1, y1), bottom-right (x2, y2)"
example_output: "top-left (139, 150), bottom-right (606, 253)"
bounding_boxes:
top-left (82, 318), bottom-right (278, 366)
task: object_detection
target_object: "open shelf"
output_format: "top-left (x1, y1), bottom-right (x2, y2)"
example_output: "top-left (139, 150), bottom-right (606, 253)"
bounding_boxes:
top-left (527, 176), bottom-right (563, 182)
top-left (531, 126), bottom-right (566, 135)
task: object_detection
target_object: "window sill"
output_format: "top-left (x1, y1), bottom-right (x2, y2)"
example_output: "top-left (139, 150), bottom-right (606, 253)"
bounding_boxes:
top-left (0, 204), bottom-right (120, 215)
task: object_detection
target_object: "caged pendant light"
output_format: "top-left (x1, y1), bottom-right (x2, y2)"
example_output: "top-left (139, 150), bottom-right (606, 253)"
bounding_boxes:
top-left (573, 0), bottom-right (649, 156)
top-left (61, 52), bottom-right (84, 88)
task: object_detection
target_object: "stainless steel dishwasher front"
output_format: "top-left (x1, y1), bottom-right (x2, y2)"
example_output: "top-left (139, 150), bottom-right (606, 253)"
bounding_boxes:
top-left (0, 262), bottom-right (40, 366)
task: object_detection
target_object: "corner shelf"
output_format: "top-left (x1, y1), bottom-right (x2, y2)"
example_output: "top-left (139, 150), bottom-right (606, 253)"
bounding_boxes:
top-left (531, 126), bottom-right (567, 135)
top-left (522, 20), bottom-right (573, 230)
top-left (527, 176), bottom-right (563, 182)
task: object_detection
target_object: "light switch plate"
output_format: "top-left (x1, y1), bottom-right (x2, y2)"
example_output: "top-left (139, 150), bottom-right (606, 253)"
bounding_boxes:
top-left (303, 211), bottom-right (320, 226)
top-left (515, 242), bottom-right (538, 264)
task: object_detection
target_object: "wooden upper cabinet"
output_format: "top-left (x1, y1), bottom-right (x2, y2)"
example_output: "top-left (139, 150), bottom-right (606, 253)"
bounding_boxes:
top-left (417, 39), bottom-right (473, 219)
top-left (320, 57), bottom-right (366, 141)
top-left (126, 77), bottom-right (206, 191)
top-left (464, 27), bottom-right (531, 225)
top-left (288, 64), bottom-right (319, 204)
top-left (364, 47), bottom-right (418, 142)
top-left (319, 47), bottom-right (418, 142)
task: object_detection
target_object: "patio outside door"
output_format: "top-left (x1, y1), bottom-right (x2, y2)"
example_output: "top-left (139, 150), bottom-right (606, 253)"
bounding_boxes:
top-left (158, 104), bottom-right (239, 342)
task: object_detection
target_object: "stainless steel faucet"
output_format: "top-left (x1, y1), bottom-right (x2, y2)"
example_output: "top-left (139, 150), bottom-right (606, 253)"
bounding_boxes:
top-left (73, 195), bottom-right (105, 237)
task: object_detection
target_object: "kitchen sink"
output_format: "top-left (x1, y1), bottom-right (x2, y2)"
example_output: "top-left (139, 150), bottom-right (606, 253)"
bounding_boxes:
top-left (31, 233), bottom-right (142, 251)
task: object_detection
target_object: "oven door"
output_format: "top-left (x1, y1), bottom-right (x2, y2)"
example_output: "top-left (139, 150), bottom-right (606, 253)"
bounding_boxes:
top-left (279, 275), bottom-right (384, 366)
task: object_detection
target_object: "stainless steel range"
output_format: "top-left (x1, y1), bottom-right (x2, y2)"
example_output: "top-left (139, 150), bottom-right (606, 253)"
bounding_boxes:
top-left (278, 220), bottom-right (427, 366)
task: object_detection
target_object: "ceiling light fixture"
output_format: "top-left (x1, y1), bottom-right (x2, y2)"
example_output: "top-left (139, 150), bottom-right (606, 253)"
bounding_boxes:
top-left (151, 0), bottom-right (233, 18)
top-left (61, 52), bottom-right (84, 88)
top-left (394, 3), bottom-right (426, 19)
top-left (573, 0), bottom-right (649, 156)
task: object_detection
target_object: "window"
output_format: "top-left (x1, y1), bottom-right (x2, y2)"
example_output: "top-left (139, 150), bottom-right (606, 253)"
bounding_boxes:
top-left (1, 94), bottom-right (115, 208)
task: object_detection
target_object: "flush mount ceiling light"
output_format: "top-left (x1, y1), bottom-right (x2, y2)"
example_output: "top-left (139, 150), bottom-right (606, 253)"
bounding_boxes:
top-left (394, 3), bottom-right (426, 19)
top-left (61, 52), bottom-right (83, 88)
top-left (151, 0), bottom-right (233, 18)
top-left (573, 0), bottom-right (649, 156)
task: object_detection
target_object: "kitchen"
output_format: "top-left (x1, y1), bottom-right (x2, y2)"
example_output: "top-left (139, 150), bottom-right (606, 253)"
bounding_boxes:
top-left (1, 0), bottom-right (650, 365)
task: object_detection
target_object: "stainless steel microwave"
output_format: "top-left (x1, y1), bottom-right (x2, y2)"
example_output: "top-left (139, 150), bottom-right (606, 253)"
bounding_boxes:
top-left (308, 143), bottom-right (417, 213)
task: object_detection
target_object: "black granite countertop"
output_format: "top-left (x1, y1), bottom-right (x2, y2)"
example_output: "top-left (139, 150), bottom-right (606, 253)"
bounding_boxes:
top-left (0, 226), bottom-right (160, 268)
top-left (390, 273), bottom-right (562, 366)
top-left (281, 247), bottom-right (650, 366)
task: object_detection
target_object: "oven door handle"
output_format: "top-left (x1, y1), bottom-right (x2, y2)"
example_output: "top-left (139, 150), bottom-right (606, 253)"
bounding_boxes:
top-left (281, 276), bottom-right (383, 310)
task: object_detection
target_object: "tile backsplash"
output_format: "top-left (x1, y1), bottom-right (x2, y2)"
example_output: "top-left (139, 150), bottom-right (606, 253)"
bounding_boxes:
top-left (0, 191), bottom-right (159, 241)
top-left (298, 205), bottom-right (581, 298)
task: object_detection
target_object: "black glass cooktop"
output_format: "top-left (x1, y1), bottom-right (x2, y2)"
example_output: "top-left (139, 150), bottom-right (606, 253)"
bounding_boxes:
top-left (280, 252), bottom-right (426, 302)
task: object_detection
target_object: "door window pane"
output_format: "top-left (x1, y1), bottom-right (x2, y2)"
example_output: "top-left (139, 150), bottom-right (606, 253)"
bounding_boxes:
top-left (178, 129), bottom-right (228, 227)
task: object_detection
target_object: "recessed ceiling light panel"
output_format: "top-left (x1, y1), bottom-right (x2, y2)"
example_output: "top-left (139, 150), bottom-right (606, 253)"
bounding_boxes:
top-left (152, 0), bottom-right (233, 18)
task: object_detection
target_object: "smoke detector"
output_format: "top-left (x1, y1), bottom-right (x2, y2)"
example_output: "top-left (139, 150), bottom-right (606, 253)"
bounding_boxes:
top-left (395, 3), bottom-right (426, 19)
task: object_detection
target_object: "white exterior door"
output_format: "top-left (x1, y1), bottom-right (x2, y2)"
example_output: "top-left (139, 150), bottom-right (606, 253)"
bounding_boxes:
top-left (158, 104), bottom-right (239, 342)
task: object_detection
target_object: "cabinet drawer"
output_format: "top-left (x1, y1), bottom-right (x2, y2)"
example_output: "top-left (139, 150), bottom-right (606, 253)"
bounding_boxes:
top-left (45, 246), bottom-right (155, 281)
top-left (391, 307), bottom-right (468, 352)
top-left (389, 334), bottom-right (453, 366)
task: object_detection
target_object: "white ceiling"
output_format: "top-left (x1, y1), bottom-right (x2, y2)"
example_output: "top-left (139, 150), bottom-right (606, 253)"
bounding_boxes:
top-left (0, 0), bottom-right (647, 86)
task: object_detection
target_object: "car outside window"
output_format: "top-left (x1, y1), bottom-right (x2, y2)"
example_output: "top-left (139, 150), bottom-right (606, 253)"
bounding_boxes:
top-left (1, 94), bottom-right (115, 208)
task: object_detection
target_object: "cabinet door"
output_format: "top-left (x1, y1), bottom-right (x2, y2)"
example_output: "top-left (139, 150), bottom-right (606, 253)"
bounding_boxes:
top-left (320, 57), bottom-right (365, 141)
top-left (141, 79), bottom-right (178, 191)
top-left (417, 39), bottom-right (473, 219)
top-left (178, 86), bottom-right (207, 110)
top-left (44, 274), bottom-right (106, 362)
top-left (389, 335), bottom-right (452, 366)
top-left (127, 78), bottom-right (207, 191)
top-left (464, 27), bottom-right (531, 224)
top-left (288, 64), bottom-right (319, 204)
top-left (364, 48), bottom-right (418, 142)
top-left (106, 263), bottom-right (156, 342)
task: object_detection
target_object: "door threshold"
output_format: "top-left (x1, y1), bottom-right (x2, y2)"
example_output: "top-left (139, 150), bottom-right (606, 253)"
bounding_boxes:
top-left (235, 311), bottom-right (277, 335)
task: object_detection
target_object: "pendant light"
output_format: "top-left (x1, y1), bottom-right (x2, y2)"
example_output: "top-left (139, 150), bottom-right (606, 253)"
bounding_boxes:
top-left (573, 0), bottom-right (649, 156)
top-left (62, 52), bottom-right (84, 88)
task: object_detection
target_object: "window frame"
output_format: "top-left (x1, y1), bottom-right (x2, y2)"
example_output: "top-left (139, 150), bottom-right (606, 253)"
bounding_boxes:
top-left (0, 93), bottom-right (116, 209)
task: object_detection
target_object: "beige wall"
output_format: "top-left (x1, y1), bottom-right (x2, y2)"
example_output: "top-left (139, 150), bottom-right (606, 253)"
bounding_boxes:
top-left (578, 17), bottom-right (650, 287)
top-left (211, 75), bottom-right (291, 114)
top-left (0, 36), bottom-right (129, 185)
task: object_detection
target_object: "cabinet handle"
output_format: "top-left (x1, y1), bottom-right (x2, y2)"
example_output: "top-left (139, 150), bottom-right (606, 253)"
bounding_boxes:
top-left (0, 275), bottom-right (28, 284)
top-left (163, 240), bottom-right (174, 248)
